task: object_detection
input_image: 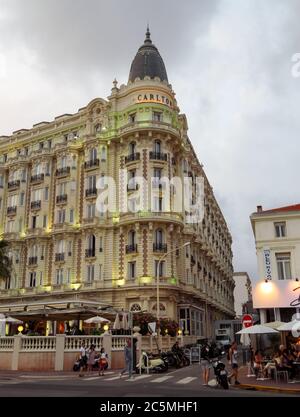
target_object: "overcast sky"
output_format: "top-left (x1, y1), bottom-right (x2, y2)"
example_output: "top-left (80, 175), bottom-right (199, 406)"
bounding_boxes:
top-left (1, 0), bottom-right (299, 282)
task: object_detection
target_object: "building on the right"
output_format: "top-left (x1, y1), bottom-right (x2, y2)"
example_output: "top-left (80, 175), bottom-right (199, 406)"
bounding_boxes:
top-left (250, 204), bottom-right (300, 323)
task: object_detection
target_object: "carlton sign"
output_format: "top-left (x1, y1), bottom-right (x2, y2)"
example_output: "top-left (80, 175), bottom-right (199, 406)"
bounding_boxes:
top-left (253, 279), bottom-right (300, 309)
top-left (136, 92), bottom-right (174, 108)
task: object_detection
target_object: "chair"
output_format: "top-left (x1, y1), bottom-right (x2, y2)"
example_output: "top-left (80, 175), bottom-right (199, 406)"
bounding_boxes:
top-left (274, 367), bottom-right (289, 383)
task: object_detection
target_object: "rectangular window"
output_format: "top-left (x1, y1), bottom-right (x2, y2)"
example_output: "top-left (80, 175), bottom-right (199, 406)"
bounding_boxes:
top-left (99, 236), bottom-right (103, 252)
top-left (99, 264), bottom-right (102, 280)
top-left (67, 268), bottom-right (71, 284)
top-left (61, 156), bottom-right (67, 168)
top-left (58, 209), bottom-right (66, 224)
top-left (29, 272), bottom-right (36, 288)
top-left (276, 253), bottom-right (292, 280)
top-left (43, 215), bottom-right (47, 228)
top-left (128, 198), bottom-right (136, 212)
top-left (0, 176), bottom-right (3, 188)
top-left (129, 113), bottom-right (136, 123)
top-left (39, 271), bottom-right (43, 286)
top-left (21, 169), bottom-right (26, 182)
top-left (155, 260), bottom-right (165, 277)
top-left (45, 162), bottom-right (50, 176)
top-left (39, 142), bottom-right (44, 150)
top-left (70, 209), bottom-right (74, 223)
top-left (88, 175), bottom-right (96, 189)
top-left (44, 187), bottom-right (49, 201)
top-left (127, 261), bottom-right (136, 279)
top-left (58, 182), bottom-right (66, 196)
top-left (32, 216), bottom-right (37, 229)
top-left (56, 269), bottom-right (63, 285)
top-left (87, 204), bottom-right (95, 218)
top-left (19, 192), bottom-right (25, 206)
top-left (48, 140), bottom-right (52, 149)
top-left (153, 112), bottom-right (162, 122)
top-left (87, 265), bottom-right (95, 283)
top-left (68, 241), bottom-right (72, 256)
top-left (40, 246), bottom-right (45, 260)
top-left (275, 222), bottom-right (286, 238)
top-left (6, 220), bottom-right (14, 233)
top-left (0, 197), bottom-right (2, 209)
top-left (153, 197), bottom-right (163, 212)
top-left (18, 218), bottom-right (23, 232)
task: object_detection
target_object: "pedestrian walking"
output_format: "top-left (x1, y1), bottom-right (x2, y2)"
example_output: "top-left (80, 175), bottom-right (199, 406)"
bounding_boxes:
top-left (120, 338), bottom-right (133, 379)
top-left (228, 341), bottom-right (240, 385)
top-left (200, 340), bottom-right (213, 386)
top-left (79, 341), bottom-right (88, 377)
top-left (99, 347), bottom-right (109, 376)
top-left (87, 344), bottom-right (97, 373)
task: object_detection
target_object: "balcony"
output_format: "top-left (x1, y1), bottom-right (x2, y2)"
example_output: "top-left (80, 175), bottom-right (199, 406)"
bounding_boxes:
top-left (31, 200), bottom-right (41, 210)
top-left (55, 253), bottom-right (65, 262)
top-left (125, 153), bottom-right (140, 164)
top-left (55, 166), bottom-right (70, 177)
top-left (28, 256), bottom-right (38, 265)
top-left (7, 206), bottom-right (17, 215)
top-left (153, 243), bottom-right (167, 253)
top-left (84, 159), bottom-right (99, 169)
top-left (149, 152), bottom-right (167, 161)
top-left (31, 173), bottom-right (44, 184)
top-left (85, 188), bottom-right (97, 198)
top-left (127, 183), bottom-right (139, 192)
top-left (8, 180), bottom-right (20, 190)
top-left (85, 248), bottom-right (96, 258)
top-left (56, 194), bottom-right (68, 204)
top-left (126, 244), bottom-right (138, 254)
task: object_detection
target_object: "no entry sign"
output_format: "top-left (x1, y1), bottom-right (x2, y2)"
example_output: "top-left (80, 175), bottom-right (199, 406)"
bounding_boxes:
top-left (242, 314), bottom-right (253, 328)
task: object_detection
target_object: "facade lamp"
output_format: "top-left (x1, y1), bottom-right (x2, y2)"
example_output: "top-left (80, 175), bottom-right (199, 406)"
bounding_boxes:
top-left (103, 324), bottom-right (109, 332)
top-left (17, 325), bottom-right (24, 334)
top-left (177, 329), bottom-right (182, 336)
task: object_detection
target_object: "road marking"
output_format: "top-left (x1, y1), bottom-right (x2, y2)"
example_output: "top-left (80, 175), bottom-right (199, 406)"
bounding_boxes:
top-left (150, 376), bottom-right (174, 383)
top-left (125, 374), bottom-right (152, 381)
top-left (176, 377), bottom-right (198, 384)
top-left (104, 376), bottom-right (122, 381)
top-left (83, 372), bottom-right (115, 381)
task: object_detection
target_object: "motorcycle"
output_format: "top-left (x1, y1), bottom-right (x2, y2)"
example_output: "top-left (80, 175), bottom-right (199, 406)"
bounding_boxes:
top-left (160, 351), bottom-right (177, 368)
top-left (136, 351), bottom-right (168, 373)
top-left (209, 355), bottom-right (229, 389)
top-left (171, 347), bottom-right (191, 368)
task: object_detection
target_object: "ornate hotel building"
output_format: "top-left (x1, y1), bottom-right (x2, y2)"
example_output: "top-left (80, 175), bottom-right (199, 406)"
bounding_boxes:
top-left (0, 29), bottom-right (235, 337)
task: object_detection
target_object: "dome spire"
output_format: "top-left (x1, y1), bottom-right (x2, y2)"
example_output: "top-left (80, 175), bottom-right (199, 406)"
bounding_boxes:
top-left (144, 24), bottom-right (152, 44)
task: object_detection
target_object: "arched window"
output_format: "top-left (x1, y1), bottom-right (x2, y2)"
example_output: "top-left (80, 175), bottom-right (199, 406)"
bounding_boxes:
top-left (89, 147), bottom-right (97, 161)
top-left (154, 140), bottom-right (161, 154)
top-left (155, 229), bottom-right (164, 245)
top-left (128, 230), bottom-right (136, 246)
top-left (130, 303), bottom-right (141, 312)
top-left (101, 147), bottom-right (106, 161)
top-left (129, 142), bottom-right (136, 155)
top-left (152, 303), bottom-right (166, 312)
top-left (95, 123), bottom-right (102, 133)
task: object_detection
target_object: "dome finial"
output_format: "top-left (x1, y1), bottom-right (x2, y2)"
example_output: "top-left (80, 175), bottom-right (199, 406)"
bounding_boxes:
top-left (145, 24), bottom-right (152, 44)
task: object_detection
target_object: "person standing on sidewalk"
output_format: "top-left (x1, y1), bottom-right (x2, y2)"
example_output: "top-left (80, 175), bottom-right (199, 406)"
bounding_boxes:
top-left (120, 338), bottom-right (133, 379)
top-left (228, 341), bottom-right (240, 385)
top-left (200, 341), bottom-right (213, 386)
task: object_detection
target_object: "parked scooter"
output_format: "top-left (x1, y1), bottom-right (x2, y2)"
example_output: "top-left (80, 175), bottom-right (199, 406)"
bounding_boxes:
top-left (136, 351), bottom-right (168, 373)
top-left (171, 343), bottom-right (191, 368)
top-left (209, 353), bottom-right (229, 389)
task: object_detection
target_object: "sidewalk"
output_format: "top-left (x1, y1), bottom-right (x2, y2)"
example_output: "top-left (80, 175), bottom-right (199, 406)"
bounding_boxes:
top-left (236, 365), bottom-right (300, 394)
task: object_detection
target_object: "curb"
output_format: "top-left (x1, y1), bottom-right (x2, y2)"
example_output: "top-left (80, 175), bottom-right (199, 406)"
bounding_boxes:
top-left (236, 383), bottom-right (300, 395)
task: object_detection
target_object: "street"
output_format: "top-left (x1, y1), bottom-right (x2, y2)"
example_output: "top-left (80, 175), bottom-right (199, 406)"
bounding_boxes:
top-left (0, 365), bottom-right (296, 397)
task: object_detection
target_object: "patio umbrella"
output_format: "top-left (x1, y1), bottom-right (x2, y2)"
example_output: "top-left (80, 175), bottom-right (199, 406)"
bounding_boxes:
top-left (264, 321), bottom-right (284, 330)
top-left (122, 313), bottom-right (129, 330)
top-left (113, 313), bottom-right (121, 330)
top-left (84, 316), bottom-right (110, 324)
top-left (277, 320), bottom-right (300, 333)
top-left (0, 315), bottom-right (23, 324)
top-left (240, 329), bottom-right (251, 346)
top-left (236, 324), bottom-right (279, 335)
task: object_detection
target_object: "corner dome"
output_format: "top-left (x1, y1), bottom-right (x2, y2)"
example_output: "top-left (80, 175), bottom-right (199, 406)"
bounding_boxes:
top-left (128, 27), bottom-right (168, 83)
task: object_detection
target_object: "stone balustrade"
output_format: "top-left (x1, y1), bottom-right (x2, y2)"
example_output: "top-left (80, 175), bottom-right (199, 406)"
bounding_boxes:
top-left (21, 336), bottom-right (56, 351)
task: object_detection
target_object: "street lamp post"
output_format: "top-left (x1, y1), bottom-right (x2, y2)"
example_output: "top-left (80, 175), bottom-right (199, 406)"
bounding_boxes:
top-left (155, 241), bottom-right (191, 347)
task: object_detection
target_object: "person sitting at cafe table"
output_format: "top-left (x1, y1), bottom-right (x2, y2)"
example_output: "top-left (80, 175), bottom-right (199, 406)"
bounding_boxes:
top-left (253, 350), bottom-right (263, 377)
top-left (279, 349), bottom-right (296, 380)
top-left (263, 352), bottom-right (279, 378)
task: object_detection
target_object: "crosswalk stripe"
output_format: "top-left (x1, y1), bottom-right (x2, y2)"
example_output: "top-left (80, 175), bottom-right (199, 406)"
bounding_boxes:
top-left (104, 376), bottom-right (122, 381)
top-left (125, 374), bottom-right (152, 381)
top-left (176, 377), bottom-right (198, 384)
top-left (150, 376), bottom-right (174, 383)
top-left (83, 376), bottom-right (101, 381)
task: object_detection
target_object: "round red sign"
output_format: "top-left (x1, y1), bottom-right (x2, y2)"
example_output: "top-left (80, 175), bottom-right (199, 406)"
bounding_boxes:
top-left (242, 314), bottom-right (253, 328)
